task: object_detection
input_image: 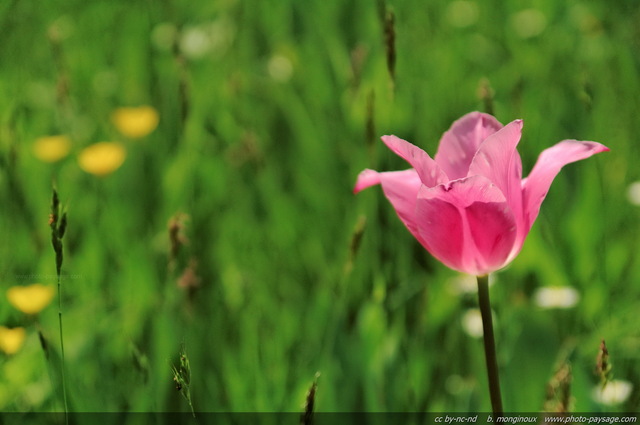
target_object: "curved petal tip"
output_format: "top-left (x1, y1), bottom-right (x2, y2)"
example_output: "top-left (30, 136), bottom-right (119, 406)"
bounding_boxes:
top-left (354, 169), bottom-right (381, 193)
top-left (381, 135), bottom-right (447, 186)
top-left (583, 141), bottom-right (610, 153)
top-left (521, 139), bottom-right (610, 232)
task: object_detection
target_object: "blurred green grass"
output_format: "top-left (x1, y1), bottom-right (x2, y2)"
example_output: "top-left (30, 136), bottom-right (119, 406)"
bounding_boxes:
top-left (1, 0), bottom-right (639, 414)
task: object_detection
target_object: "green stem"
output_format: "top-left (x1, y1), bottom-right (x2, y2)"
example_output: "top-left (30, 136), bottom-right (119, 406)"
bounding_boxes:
top-left (187, 393), bottom-right (196, 418)
top-left (57, 273), bottom-right (69, 424)
top-left (477, 274), bottom-right (503, 415)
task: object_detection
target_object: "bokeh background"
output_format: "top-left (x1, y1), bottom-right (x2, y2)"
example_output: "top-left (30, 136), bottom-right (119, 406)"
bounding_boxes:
top-left (1, 0), bottom-right (639, 414)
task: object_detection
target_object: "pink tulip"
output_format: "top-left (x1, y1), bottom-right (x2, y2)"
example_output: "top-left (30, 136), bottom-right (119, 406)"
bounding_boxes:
top-left (354, 112), bottom-right (609, 276)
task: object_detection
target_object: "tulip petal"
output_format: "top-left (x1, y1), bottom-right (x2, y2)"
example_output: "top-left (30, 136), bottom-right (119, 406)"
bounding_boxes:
top-left (381, 135), bottom-right (448, 187)
top-left (353, 169), bottom-right (381, 193)
top-left (379, 169), bottom-right (428, 245)
top-left (468, 119), bottom-right (523, 199)
top-left (522, 140), bottom-right (609, 232)
top-left (415, 197), bottom-right (465, 271)
top-left (417, 176), bottom-right (517, 275)
top-left (468, 119), bottom-right (524, 247)
top-left (466, 200), bottom-right (517, 274)
top-left (435, 112), bottom-right (504, 180)
top-left (355, 168), bottom-right (430, 248)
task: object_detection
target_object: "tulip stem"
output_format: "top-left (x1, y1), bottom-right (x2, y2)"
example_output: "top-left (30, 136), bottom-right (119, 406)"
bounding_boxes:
top-left (477, 274), bottom-right (503, 415)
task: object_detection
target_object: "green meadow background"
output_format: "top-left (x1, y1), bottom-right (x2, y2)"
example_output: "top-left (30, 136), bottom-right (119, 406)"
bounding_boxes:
top-left (1, 0), bottom-right (639, 415)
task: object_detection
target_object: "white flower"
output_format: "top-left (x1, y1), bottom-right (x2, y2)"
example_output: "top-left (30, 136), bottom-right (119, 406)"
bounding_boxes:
top-left (592, 380), bottom-right (633, 406)
top-left (461, 309), bottom-right (484, 338)
top-left (178, 20), bottom-right (235, 60)
top-left (533, 286), bottom-right (580, 309)
top-left (626, 181), bottom-right (640, 206)
top-left (180, 26), bottom-right (212, 59)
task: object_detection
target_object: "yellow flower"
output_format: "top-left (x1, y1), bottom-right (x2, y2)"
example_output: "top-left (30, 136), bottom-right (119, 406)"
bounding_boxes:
top-left (111, 106), bottom-right (159, 138)
top-left (78, 142), bottom-right (126, 176)
top-left (33, 135), bottom-right (72, 163)
top-left (0, 327), bottom-right (26, 355)
top-left (7, 284), bottom-right (55, 314)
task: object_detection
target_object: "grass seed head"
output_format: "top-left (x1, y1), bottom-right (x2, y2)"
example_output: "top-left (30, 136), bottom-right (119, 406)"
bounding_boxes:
top-left (300, 372), bottom-right (320, 425)
top-left (596, 339), bottom-right (612, 387)
top-left (171, 344), bottom-right (195, 416)
top-left (383, 8), bottom-right (396, 84)
top-left (544, 362), bottom-right (572, 413)
top-left (50, 188), bottom-right (60, 229)
top-left (58, 212), bottom-right (67, 239)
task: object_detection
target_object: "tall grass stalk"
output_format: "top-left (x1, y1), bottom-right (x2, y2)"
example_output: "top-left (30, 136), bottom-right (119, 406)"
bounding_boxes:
top-left (56, 268), bottom-right (68, 422)
top-left (50, 188), bottom-right (69, 423)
